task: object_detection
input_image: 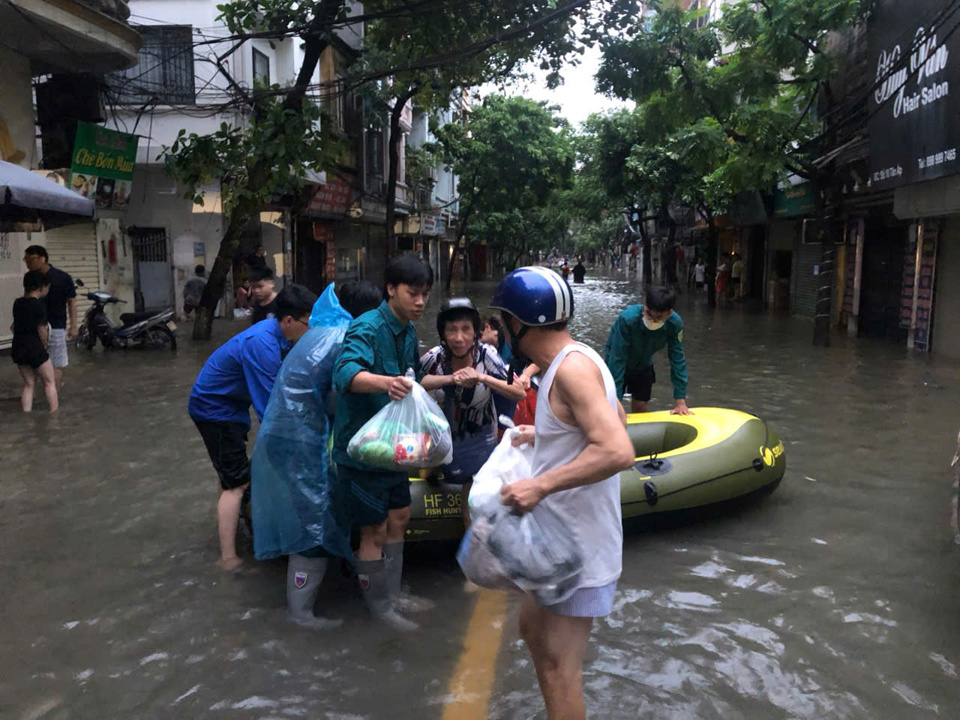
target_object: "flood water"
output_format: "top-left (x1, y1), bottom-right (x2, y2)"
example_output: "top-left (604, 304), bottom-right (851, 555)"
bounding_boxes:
top-left (2, 271), bottom-right (959, 719)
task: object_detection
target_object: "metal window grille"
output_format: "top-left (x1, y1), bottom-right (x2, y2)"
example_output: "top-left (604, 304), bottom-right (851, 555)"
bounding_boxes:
top-left (129, 228), bottom-right (168, 262)
top-left (113, 26), bottom-right (196, 105)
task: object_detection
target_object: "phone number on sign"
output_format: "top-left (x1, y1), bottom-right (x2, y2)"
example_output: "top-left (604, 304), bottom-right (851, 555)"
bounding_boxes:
top-left (919, 148), bottom-right (957, 170)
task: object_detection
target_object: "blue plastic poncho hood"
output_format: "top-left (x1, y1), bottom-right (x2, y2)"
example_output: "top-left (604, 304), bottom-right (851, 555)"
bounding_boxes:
top-left (251, 284), bottom-right (354, 560)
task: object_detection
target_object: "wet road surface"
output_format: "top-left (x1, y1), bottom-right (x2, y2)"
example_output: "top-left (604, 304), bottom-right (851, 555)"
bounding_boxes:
top-left (2, 271), bottom-right (960, 719)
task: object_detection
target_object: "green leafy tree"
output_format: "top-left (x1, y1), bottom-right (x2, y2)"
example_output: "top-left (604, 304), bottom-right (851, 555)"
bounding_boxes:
top-left (359, 0), bottom-right (590, 258)
top-left (432, 95), bottom-right (574, 285)
top-left (164, 0), bottom-right (592, 339)
top-left (598, 0), bottom-right (872, 343)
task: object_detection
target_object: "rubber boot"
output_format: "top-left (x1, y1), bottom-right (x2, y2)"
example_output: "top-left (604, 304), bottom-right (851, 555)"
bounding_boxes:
top-left (356, 558), bottom-right (419, 632)
top-left (286, 554), bottom-right (343, 630)
top-left (384, 541), bottom-right (436, 614)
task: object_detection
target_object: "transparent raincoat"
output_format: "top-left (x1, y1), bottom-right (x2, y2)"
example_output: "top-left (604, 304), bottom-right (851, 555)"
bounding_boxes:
top-left (251, 285), bottom-right (353, 560)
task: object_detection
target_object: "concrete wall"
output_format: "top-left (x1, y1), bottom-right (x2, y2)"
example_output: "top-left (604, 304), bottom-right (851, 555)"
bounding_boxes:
top-left (0, 47), bottom-right (36, 167)
top-left (933, 217), bottom-right (960, 358)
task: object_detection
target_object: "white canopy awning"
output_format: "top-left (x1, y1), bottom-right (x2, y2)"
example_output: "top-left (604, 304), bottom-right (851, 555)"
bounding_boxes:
top-left (0, 160), bottom-right (95, 220)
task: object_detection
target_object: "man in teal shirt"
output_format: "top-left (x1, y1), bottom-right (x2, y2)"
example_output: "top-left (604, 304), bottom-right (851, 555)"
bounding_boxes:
top-left (604, 285), bottom-right (692, 415)
top-left (333, 253), bottom-right (447, 631)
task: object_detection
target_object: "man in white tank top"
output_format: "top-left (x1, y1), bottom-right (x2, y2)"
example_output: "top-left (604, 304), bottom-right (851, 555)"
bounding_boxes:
top-left (490, 267), bottom-right (634, 720)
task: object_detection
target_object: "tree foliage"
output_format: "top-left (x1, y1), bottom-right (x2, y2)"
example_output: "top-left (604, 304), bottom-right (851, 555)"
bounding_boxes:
top-left (432, 95), bottom-right (574, 277)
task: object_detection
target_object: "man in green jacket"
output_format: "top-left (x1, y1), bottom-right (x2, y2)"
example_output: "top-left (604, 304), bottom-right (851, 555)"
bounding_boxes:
top-left (604, 285), bottom-right (692, 415)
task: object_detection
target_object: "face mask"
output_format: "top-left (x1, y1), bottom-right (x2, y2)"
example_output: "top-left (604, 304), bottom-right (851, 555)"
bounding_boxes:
top-left (642, 315), bottom-right (665, 331)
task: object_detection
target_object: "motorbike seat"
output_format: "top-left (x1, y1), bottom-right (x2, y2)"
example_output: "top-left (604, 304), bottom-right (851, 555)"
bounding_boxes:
top-left (120, 311), bottom-right (158, 326)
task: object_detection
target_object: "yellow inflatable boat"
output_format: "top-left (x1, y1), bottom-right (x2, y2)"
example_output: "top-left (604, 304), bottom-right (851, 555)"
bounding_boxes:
top-left (404, 408), bottom-right (786, 541)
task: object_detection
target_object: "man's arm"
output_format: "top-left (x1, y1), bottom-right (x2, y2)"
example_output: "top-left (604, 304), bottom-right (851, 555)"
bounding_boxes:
top-left (240, 335), bottom-right (283, 421)
top-left (604, 313), bottom-right (631, 400)
top-left (501, 353), bottom-right (634, 512)
top-left (67, 297), bottom-right (78, 339)
top-left (666, 320), bottom-right (692, 415)
top-left (335, 325), bottom-right (411, 401)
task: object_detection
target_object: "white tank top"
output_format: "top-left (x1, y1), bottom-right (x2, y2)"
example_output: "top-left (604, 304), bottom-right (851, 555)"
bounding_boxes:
top-left (532, 343), bottom-right (623, 588)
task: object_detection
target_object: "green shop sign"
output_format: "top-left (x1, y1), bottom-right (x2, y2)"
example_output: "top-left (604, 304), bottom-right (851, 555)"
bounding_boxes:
top-left (69, 121), bottom-right (139, 210)
top-left (773, 182), bottom-right (814, 218)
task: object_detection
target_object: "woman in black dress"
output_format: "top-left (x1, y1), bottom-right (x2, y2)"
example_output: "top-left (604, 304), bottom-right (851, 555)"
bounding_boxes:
top-left (11, 270), bottom-right (58, 412)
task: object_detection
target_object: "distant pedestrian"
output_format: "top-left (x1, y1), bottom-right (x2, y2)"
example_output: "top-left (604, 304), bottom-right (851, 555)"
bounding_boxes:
top-left (10, 270), bottom-right (58, 412)
top-left (189, 284), bottom-right (317, 572)
top-left (572, 260), bottom-right (586, 284)
top-left (235, 278), bottom-right (252, 311)
top-left (247, 245), bottom-right (268, 271)
top-left (249, 266), bottom-right (279, 324)
top-left (604, 285), bottom-right (692, 416)
top-left (731, 253), bottom-right (743, 300)
top-left (716, 259), bottom-right (730, 303)
top-left (695, 259), bottom-right (706, 293)
top-left (560, 261), bottom-right (571, 281)
top-left (183, 265), bottom-right (207, 319)
top-left (23, 245), bottom-right (76, 390)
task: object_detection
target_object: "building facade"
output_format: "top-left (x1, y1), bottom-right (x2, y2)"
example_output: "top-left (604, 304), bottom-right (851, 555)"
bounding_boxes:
top-left (0, 0), bottom-right (141, 349)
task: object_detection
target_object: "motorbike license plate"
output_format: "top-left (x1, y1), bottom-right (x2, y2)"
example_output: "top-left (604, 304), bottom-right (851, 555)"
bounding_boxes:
top-left (166, 321), bottom-right (177, 332)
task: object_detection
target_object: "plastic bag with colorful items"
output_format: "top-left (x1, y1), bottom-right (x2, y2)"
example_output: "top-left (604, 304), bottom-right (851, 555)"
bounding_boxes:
top-left (347, 370), bottom-right (453, 471)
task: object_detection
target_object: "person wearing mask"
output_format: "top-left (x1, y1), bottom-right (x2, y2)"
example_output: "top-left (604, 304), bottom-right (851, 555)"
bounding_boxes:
top-left (604, 285), bottom-right (692, 416)
top-left (249, 266), bottom-right (279, 324)
top-left (189, 284), bottom-right (317, 572)
top-left (490, 266), bottom-right (634, 720)
top-left (22, 245), bottom-right (76, 390)
top-left (252, 281), bottom-right (383, 629)
top-left (420, 299), bottom-right (526, 527)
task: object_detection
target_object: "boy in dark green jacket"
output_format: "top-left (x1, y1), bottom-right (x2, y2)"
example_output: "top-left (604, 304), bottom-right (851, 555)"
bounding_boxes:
top-left (604, 286), bottom-right (692, 415)
top-left (333, 253), bottom-right (448, 631)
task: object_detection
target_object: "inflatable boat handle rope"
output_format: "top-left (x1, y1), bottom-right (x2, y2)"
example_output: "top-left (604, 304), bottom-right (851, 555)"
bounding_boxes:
top-left (644, 420), bottom-right (773, 504)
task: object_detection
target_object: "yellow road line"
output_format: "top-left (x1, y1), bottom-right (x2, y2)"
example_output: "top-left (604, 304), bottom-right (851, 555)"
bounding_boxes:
top-left (441, 589), bottom-right (509, 720)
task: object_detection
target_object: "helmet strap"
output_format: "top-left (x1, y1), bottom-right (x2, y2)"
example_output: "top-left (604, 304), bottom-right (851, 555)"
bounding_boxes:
top-left (503, 322), bottom-right (529, 385)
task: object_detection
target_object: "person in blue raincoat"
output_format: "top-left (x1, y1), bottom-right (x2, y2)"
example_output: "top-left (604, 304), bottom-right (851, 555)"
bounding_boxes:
top-left (251, 281), bottom-right (383, 629)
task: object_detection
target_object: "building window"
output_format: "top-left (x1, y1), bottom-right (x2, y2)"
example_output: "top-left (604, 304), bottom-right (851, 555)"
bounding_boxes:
top-left (252, 49), bottom-right (270, 85)
top-left (113, 26), bottom-right (195, 105)
top-left (365, 128), bottom-right (384, 192)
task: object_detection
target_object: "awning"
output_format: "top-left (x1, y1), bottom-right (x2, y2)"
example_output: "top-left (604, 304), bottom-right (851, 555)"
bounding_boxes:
top-left (0, 160), bottom-right (95, 228)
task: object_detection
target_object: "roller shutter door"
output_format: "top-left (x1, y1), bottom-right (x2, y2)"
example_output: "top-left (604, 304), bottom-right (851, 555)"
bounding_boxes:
top-left (42, 223), bottom-right (101, 319)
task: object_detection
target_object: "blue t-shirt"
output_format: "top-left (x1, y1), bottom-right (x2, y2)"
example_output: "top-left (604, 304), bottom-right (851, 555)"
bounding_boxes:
top-left (188, 319), bottom-right (291, 427)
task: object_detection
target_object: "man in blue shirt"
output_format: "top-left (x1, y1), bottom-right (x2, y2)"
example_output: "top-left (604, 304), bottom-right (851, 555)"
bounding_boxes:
top-left (604, 285), bottom-right (692, 415)
top-left (189, 284), bottom-right (316, 572)
top-left (333, 253), bottom-right (446, 631)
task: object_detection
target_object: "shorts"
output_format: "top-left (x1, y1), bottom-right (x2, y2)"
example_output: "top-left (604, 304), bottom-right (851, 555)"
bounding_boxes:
top-left (194, 419), bottom-right (251, 490)
top-left (625, 365), bottom-right (656, 402)
top-left (12, 339), bottom-right (49, 370)
top-left (543, 580), bottom-right (618, 617)
top-left (695, 281), bottom-right (704, 290)
top-left (48, 329), bottom-right (68, 368)
top-left (730, 277), bottom-right (741, 285)
top-left (338, 464), bottom-right (411, 527)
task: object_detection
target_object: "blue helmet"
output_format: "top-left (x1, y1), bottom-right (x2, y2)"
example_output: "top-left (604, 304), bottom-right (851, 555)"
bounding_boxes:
top-left (490, 266), bottom-right (574, 326)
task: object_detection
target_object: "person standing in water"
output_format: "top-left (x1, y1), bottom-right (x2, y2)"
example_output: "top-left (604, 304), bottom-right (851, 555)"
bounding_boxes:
top-left (572, 259), bottom-right (586, 284)
top-left (604, 285), bottom-right (692, 415)
top-left (490, 266), bottom-right (634, 720)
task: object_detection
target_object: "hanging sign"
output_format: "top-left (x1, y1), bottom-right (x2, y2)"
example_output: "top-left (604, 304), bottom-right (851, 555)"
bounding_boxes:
top-left (868, 0), bottom-right (960, 189)
top-left (69, 121), bottom-right (138, 210)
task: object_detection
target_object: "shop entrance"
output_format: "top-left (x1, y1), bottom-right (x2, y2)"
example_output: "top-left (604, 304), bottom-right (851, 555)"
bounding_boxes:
top-left (860, 213), bottom-right (908, 341)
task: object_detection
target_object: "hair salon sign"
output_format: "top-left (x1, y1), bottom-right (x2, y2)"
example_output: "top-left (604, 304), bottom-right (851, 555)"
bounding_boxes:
top-left (868, 0), bottom-right (960, 190)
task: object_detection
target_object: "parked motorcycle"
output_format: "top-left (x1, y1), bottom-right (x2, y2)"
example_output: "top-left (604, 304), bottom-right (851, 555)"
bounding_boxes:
top-left (76, 290), bottom-right (177, 351)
